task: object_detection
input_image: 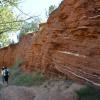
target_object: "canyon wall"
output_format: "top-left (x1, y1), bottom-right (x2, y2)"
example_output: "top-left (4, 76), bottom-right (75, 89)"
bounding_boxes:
top-left (0, 0), bottom-right (100, 85)
top-left (0, 33), bottom-right (35, 71)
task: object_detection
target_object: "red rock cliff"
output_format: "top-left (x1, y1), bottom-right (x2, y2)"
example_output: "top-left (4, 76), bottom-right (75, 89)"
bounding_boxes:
top-left (0, 0), bottom-right (100, 86)
top-left (0, 33), bottom-right (35, 71)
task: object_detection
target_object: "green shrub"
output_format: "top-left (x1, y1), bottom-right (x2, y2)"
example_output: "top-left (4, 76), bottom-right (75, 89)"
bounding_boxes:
top-left (10, 58), bottom-right (45, 86)
top-left (10, 58), bottom-right (22, 80)
top-left (76, 85), bottom-right (100, 100)
top-left (12, 72), bottom-right (45, 86)
top-left (32, 72), bottom-right (45, 86)
top-left (12, 73), bottom-right (34, 86)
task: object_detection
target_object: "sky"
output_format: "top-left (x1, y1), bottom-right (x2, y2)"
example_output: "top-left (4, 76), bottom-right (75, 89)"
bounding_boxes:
top-left (10, 0), bottom-right (63, 42)
top-left (15, 0), bottom-right (63, 22)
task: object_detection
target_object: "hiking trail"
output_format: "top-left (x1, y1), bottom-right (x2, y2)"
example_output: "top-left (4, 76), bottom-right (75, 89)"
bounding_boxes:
top-left (0, 78), bottom-right (84, 100)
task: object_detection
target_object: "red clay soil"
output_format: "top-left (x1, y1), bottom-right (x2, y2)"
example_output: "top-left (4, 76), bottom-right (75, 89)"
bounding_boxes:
top-left (0, 0), bottom-right (100, 85)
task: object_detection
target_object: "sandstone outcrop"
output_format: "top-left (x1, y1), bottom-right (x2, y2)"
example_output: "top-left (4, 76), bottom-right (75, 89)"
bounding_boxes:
top-left (0, 0), bottom-right (100, 86)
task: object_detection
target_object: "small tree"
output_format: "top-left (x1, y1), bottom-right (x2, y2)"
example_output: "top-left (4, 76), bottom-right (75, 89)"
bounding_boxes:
top-left (0, 0), bottom-right (22, 46)
top-left (46, 5), bottom-right (56, 18)
top-left (20, 17), bottom-right (40, 36)
top-left (0, 33), bottom-right (10, 47)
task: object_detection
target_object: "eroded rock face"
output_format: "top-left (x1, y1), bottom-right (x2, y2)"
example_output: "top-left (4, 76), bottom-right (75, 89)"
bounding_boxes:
top-left (0, 33), bottom-right (35, 71)
top-left (0, 0), bottom-right (100, 85)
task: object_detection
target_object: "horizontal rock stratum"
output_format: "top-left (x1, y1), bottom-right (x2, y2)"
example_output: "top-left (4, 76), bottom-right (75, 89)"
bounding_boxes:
top-left (0, 0), bottom-right (100, 86)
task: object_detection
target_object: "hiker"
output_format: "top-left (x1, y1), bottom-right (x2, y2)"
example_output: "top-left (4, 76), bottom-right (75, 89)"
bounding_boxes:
top-left (3, 67), bottom-right (10, 85)
top-left (1, 67), bottom-right (5, 84)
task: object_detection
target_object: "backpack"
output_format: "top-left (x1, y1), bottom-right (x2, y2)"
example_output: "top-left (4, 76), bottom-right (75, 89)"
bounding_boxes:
top-left (4, 69), bottom-right (9, 76)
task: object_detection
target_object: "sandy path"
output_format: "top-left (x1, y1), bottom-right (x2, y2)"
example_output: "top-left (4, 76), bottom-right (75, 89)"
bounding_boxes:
top-left (0, 80), bottom-right (84, 100)
top-left (0, 86), bottom-right (36, 100)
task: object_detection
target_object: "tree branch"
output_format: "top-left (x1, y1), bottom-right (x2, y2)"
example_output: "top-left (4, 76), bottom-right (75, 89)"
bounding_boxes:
top-left (5, 0), bottom-right (38, 18)
top-left (0, 17), bottom-right (33, 25)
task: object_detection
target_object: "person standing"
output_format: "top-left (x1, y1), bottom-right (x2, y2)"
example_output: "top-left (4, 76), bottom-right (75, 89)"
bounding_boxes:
top-left (3, 67), bottom-right (10, 85)
top-left (1, 67), bottom-right (5, 84)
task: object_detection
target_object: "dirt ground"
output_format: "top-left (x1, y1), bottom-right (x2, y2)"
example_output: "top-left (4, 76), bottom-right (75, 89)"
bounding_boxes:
top-left (0, 80), bottom-right (84, 100)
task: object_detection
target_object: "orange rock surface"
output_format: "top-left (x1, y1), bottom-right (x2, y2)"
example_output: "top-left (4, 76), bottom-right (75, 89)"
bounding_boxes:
top-left (0, 0), bottom-right (100, 86)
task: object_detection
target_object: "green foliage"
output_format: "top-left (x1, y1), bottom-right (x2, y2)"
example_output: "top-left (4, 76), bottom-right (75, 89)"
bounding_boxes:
top-left (0, 0), bottom-right (22, 46)
top-left (12, 72), bottom-right (45, 86)
top-left (0, 6), bottom-right (22, 34)
top-left (10, 58), bottom-right (22, 79)
top-left (20, 17), bottom-right (40, 36)
top-left (46, 5), bottom-right (56, 18)
top-left (0, 1), bottom-right (22, 46)
top-left (32, 72), bottom-right (45, 86)
top-left (76, 85), bottom-right (100, 100)
top-left (0, 0), bottom-right (20, 7)
top-left (0, 0), bottom-right (22, 33)
top-left (49, 5), bottom-right (56, 15)
top-left (10, 58), bottom-right (45, 86)
top-left (0, 33), bottom-right (10, 46)
top-left (12, 73), bottom-right (34, 86)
